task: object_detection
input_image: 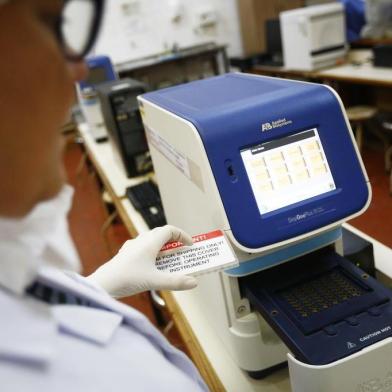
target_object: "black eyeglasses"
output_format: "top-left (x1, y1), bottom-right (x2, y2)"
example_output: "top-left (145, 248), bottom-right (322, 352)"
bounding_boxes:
top-left (58, 0), bottom-right (105, 62)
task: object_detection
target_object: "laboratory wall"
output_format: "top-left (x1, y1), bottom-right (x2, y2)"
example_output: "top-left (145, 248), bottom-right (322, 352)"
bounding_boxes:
top-left (94, 0), bottom-right (243, 64)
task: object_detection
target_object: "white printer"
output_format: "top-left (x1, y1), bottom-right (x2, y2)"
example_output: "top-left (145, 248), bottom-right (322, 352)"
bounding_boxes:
top-left (139, 73), bottom-right (392, 391)
top-left (280, 3), bottom-right (347, 70)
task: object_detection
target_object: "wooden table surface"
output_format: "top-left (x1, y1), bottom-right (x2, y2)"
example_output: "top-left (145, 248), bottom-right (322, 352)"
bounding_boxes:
top-left (251, 61), bottom-right (392, 88)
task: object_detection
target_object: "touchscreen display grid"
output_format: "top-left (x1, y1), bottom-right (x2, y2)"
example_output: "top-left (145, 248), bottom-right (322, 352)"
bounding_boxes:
top-left (240, 129), bottom-right (336, 215)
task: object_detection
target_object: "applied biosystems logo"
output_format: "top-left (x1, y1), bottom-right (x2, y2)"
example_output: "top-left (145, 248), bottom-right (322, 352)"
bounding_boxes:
top-left (261, 118), bottom-right (293, 132)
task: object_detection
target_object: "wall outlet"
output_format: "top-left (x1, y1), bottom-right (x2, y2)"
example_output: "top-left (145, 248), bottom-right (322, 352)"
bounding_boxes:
top-left (195, 6), bottom-right (218, 29)
top-left (168, 0), bottom-right (184, 24)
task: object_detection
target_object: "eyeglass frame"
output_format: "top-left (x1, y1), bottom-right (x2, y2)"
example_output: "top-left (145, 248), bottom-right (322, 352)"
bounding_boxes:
top-left (0, 0), bottom-right (105, 62)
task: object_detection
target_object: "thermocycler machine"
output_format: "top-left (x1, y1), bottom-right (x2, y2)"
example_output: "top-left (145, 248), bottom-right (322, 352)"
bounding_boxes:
top-left (138, 73), bottom-right (392, 391)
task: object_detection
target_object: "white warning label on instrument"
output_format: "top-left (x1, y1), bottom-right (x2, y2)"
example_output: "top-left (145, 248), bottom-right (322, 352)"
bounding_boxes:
top-left (145, 125), bottom-right (191, 178)
top-left (156, 230), bottom-right (238, 276)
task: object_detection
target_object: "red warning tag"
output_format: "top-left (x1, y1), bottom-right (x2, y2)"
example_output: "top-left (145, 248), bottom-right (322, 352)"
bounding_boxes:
top-left (156, 230), bottom-right (238, 276)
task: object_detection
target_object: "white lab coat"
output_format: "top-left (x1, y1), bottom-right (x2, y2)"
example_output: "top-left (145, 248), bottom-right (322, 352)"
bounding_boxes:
top-left (0, 186), bottom-right (207, 391)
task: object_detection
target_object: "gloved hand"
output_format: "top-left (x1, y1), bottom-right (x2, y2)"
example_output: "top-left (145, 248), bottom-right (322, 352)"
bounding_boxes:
top-left (87, 225), bottom-right (198, 298)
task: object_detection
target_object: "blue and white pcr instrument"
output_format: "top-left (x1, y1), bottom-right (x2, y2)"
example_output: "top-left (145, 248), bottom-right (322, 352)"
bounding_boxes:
top-left (139, 73), bottom-right (392, 391)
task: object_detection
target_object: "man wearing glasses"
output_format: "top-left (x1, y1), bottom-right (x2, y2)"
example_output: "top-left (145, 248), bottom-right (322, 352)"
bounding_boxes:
top-left (0, 1), bottom-right (207, 390)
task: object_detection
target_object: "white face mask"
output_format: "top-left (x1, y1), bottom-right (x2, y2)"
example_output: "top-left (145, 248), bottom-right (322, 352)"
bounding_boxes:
top-left (0, 185), bottom-right (81, 294)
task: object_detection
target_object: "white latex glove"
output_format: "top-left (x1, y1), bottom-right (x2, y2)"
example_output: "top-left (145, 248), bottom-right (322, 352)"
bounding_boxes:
top-left (87, 225), bottom-right (198, 298)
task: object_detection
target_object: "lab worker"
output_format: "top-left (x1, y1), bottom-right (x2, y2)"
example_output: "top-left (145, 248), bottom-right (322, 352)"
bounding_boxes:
top-left (0, 0), bottom-right (207, 391)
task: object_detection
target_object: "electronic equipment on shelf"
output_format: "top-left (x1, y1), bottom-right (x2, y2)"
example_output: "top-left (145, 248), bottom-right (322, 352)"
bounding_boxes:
top-left (126, 180), bottom-right (166, 229)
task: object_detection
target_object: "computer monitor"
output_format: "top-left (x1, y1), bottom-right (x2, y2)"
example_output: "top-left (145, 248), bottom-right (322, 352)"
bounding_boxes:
top-left (265, 19), bottom-right (282, 57)
top-left (258, 19), bottom-right (283, 66)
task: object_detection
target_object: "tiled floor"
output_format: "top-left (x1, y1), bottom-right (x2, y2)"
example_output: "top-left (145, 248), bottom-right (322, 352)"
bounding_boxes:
top-left (63, 136), bottom-right (391, 346)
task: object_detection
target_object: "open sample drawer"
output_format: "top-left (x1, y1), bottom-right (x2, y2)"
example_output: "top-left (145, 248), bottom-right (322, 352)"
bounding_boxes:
top-left (241, 247), bottom-right (392, 365)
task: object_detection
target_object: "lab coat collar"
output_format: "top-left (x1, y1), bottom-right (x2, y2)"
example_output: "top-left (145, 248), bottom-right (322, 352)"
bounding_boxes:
top-left (26, 267), bottom-right (205, 389)
top-left (0, 185), bottom-right (81, 295)
top-left (0, 289), bottom-right (57, 366)
top-left (39, 267), bottom-right (194, 361)
top-left (0, 288), bottom-right (123, 367)
top-left (52, 305), bottom-right (123, 345)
